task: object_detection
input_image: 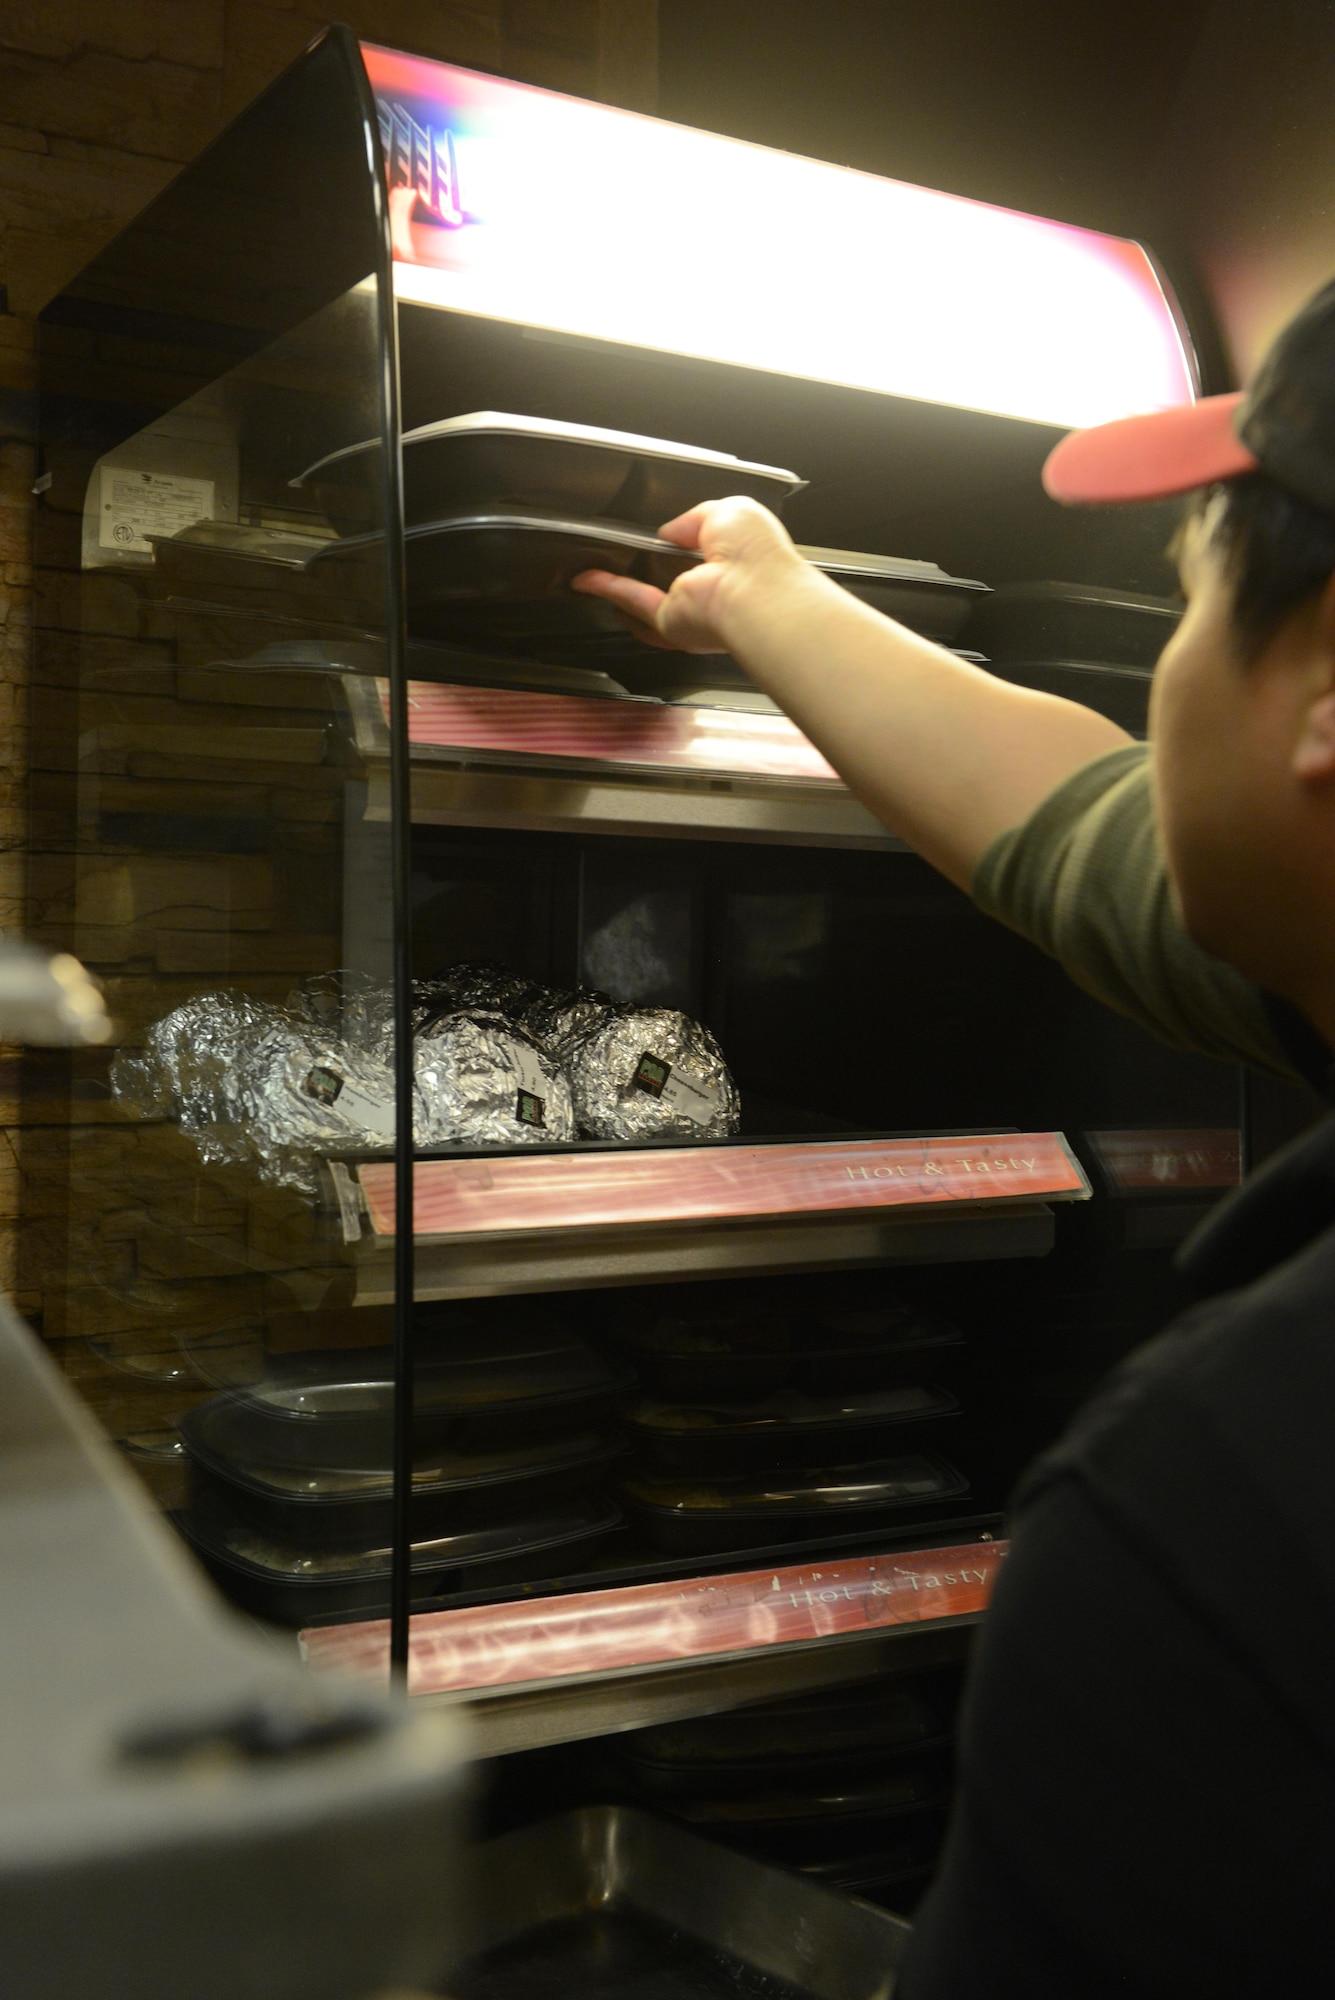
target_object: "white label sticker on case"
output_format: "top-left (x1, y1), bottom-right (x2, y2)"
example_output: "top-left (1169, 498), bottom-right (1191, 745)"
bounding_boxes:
top-left (327, 1160), bottom-right (364, 1244)
top-left (99, 469), bottom-right (215, 554)
top-left (662, 1068), bottom-right (720, 1125)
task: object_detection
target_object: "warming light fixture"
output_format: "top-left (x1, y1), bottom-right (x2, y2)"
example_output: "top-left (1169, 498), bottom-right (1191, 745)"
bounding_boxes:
top-left (363, 44), bottom-right (1197, 431)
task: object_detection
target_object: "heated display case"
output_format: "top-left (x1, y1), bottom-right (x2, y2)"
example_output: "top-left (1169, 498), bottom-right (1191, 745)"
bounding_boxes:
top-left (28, 28), bottom-right (1314, 1902)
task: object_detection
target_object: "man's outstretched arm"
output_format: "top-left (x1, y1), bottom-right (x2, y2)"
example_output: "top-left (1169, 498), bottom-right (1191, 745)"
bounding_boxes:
top-left (574, 497), bottom-right (1131, 890)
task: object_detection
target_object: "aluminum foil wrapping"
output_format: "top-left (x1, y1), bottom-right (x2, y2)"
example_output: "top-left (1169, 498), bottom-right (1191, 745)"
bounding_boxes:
top-left (112, 990), bottom-right (400, 1189)
top-left (519, 985), bottom-right (618, 1062)
top-left (116, 969), bottom-right (732, 1183)
top-left (414, 961), bottom-right (546, 1030)
top-left (415, 1009), bottom-right (575, 1146)
top-left (285, 971), bottom-right (406, 1071)
top-left (239, 1022), bottom-right (399, 1182)
top-left (112, 991), bottom-right (258, 1134)
top-left (564, 1006), bottom-right (740, 1142)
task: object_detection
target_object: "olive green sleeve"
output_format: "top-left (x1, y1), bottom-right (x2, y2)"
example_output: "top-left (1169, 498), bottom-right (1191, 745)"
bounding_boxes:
top-left (971, 743), bottom-right (1298, 1081)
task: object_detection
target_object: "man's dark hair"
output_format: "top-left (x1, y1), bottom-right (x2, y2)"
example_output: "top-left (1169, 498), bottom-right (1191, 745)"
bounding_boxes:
top-left (1191, 471), bottom-right (1335, 652)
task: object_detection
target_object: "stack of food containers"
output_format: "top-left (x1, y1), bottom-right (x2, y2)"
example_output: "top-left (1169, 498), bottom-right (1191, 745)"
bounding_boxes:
top-left (615, 1666), bottom-right (965, 1914)
top-left (175, 1308), bottom-right (634, 1625)
top-left (295, 411), bottom-right (989, 697)
top-left (602, 1275), bottom-right (976, 1560)
top-left (965, 581), bottom-right (1181, 733)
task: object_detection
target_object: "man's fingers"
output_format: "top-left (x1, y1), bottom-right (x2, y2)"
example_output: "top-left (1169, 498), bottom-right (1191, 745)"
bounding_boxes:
top-left (571, 569), bottom-right (664, 622)
top-left (570, 569), bottom-right (675, 647)
top-left (656, 505), bottom-right (712, 550)
top-left (610, 609), bottom-right (682, 652)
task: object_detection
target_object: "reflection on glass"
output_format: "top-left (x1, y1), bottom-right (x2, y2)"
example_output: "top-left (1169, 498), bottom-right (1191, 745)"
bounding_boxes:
top-left (29, 33), bottom-right (411, 1633)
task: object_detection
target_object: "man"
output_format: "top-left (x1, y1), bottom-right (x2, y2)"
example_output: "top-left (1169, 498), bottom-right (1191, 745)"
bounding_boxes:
top-left (574, 278), bottom-right (1335, 1992)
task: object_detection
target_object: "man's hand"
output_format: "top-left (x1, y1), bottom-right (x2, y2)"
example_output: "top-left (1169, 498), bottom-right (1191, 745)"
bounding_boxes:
top-left (571, 496), bottom-right (808, 654)
top-left (574, 491), bottom-right (1132, 893)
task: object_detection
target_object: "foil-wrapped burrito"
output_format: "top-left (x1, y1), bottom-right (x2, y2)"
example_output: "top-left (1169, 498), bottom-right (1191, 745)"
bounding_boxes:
top-left (116, 967), bottom-right (736, 1185)
top-left (112, 992), bottom-right (401, 1187)
top-left (563, 1006), bottom-right (740, 1142)
top-left (115, 991), bottom-right (576, 1184)
top-left (415, 1009), bottom-right (575, 1146)
top-left (414, 960), bottom-right (546, 1029)
top-left (519, 985), bottom-right (618, 1061)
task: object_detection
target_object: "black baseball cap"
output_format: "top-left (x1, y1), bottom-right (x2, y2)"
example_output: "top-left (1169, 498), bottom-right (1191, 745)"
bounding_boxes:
top-left (1043, 277), bottom-right (1335, 513)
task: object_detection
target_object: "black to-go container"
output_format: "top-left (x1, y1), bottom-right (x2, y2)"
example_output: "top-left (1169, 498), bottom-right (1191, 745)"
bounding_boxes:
top-left (315, 513), bottom-right (700, 651)
top-left (963, 579), bottom-right (1180, 669)
top-left (622, 1453), bottom-right (971, 1557)
top-left (181, 1395), bottom-right (627, 1546)
top-left (797, 1834), bottom-right (941, 1910)
top-left (984, 657), bottom-right (1152, 734)
top-left (209, 1329), bottom-right (635, 1468)
top-left (316, 517), bottom-right (988, 655)
top-left (671, 1766), bottom-right (950, 1861)
top-left (624, 1383), bottom-right (960, 1477)
top-left (293, 412), bottom-right (807, 533)
top-left (621, 1678), bottom-right (949, 1796)
top-left (795, 545), bottom-right (988, 643)
top-left (610, 1300), bottom-right (966, 1399)
top-left (175, 1490), bottom-right (625, 1626)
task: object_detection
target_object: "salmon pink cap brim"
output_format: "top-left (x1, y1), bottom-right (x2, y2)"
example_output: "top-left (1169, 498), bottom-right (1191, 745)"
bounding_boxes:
top-left (1043, 392), bottom-right (1257, 505)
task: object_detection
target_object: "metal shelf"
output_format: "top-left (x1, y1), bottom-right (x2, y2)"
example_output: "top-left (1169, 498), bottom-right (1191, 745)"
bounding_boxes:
top-left (347, 1131), bottom-right (1085, 1303)
top-left (446, 1616), bottom-right (976, 1757)
top-left (353, 1199), bottom-right (1056, 1305)
top-left (344, 674), bottom-right (906, 849)
top-left (301, 1536), bottom-right (1003, 1755)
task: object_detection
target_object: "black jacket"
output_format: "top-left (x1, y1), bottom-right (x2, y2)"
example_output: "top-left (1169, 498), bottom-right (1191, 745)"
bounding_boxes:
top-left (900, 1112), bottom-right (1335, 1997)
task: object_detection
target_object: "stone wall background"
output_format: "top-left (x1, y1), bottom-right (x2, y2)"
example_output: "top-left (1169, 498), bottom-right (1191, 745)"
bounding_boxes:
top-left (0, 0), bottom-right (657, 1312)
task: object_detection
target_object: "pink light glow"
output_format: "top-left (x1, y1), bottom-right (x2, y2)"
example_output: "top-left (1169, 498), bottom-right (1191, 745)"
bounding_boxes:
top-left (357, 1133), bottom-right (1088, 1241)
top-left (301, 1540), bottom-right (1007, 1696)
top-left (386, 678), bottom-right (840, 783)
top-left (362, 42), bottom-right (1196, 429)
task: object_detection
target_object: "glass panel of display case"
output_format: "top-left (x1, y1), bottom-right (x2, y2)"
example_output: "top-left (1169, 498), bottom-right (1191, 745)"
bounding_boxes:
top-left (28, 31), bottom-right (416, 1647)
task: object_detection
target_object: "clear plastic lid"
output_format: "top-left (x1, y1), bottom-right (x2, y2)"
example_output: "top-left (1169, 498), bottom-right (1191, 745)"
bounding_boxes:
top-left (677, 1770), bottom-right (943, 1826)
top-left (629, 1680), bottom-right (938, 1767)
top-left (622, 1302), bottom-right (958, 1358)
top-left (627, 1384), bottom-right (957, 1436)
top-left (232, 1328), bottom-right (626, 1425)
top-left (187, 1412), bottom-right (621, 1498)
top-left (794, 544), bottom-right (953, 579)
top-left (188, 1491), bottom-right (620, 1581)
top-left (625, 1454), bottom-right (967, 1513)
top-left (295, 411), bottom-right (802, 488)
top-left (396, 512), bottom-right (695, 550)
top-left (811, 1306), bottom-right (961, 1349)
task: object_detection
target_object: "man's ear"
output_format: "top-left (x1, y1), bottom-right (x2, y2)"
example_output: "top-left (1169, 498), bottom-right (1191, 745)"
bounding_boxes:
top-left (1294, 574), bottom-right (1335, 780)
top-left (1294, 691), bottom-right (1335, 781)
top-left (1316, 569), bottom-right (1335, 661)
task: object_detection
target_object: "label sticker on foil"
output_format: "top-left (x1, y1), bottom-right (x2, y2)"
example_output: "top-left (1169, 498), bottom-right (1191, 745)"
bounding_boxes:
top-left (98, 469), bottom-right (214, 554)
top-left (509, 1041), bottom-right (550, 1129)
top-left (303, 1065), bottom-right (344, 1107)
top-left (304, 1064), bottom-right (395, 1138)
top-left (337, 1076), bottom-right (396, 1139)
top-left (510, 1043), bottom-right (548, 1096)
top-left (633, 1050), bottom-right (719, 1126)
